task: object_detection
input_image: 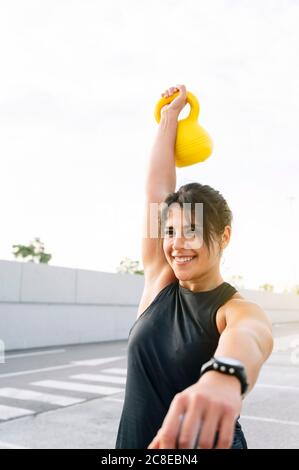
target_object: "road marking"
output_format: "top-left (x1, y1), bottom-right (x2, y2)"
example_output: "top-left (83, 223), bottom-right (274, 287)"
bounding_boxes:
top-left (0, 440), bottom-right (29, 449)
top-left (0, 388), bottom-right (85, 406)
top-left (256, 383), bottom-right (299, 392)
top-left (70, 374), bottom-right (126, 385)
top-left (101, 368), bottom-right (127, 375)
top-left (5, 349), bottom-right (66, 359)
top-left (71, 357), bottom-right (124, 366)
top-left (241, 415), bottom-right (299, 427)
top-left (32, 380), bottom-right (123, 395)
top-left (102, 397), bottom-right (124, 403)
top-left (0, 356), bottom-right (125, 379)
top-left (0, 404), bottom-right (34, 421)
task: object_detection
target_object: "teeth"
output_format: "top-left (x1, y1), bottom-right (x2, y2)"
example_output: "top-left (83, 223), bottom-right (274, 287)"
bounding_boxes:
top-left (174, 257), bottom-right (194, 262)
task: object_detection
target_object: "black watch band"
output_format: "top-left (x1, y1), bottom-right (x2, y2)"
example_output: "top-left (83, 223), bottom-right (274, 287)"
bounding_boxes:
top-left (200, 356), bottom-right (249, 396)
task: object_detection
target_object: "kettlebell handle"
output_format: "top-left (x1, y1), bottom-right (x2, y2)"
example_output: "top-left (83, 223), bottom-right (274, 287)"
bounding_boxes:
top-left (154, 91), bottom-right (200, 124)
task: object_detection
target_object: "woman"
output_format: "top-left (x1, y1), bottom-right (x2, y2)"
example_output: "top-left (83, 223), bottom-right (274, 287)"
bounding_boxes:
top-left (115, 84), bottom-right (273, 449)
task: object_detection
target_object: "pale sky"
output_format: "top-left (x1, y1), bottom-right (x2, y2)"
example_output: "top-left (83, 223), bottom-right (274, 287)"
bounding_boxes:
top-left (0, 0), bottom-right (298, 292)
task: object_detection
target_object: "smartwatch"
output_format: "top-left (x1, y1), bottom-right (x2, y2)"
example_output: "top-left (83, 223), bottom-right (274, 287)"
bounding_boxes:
top-left (200, 356), bottom-right (249, 396)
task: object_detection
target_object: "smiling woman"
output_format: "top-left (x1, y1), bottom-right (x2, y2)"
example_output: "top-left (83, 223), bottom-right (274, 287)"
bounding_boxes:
top-left (159, 182), bottom-right (233, 258)
top-left (159, 183), bottom-right (233, 290)
top-left (115, 84), bottom-right (273, 450)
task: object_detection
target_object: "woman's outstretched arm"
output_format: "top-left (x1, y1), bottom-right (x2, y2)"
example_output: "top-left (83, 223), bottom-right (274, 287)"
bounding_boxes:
top-left (148, 301), bottom-right (273, 449)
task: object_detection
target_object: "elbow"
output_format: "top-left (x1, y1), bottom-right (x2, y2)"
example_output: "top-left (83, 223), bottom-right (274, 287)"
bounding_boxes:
top-left (264, 328), bottom-right (274, 361)
top-left (252, 325), bottom-right (274, 362)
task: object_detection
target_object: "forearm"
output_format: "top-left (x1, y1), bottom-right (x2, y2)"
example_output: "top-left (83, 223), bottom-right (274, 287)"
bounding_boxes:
top-left (213, 327), bottom-right (272, 395)
top-left (145, 108), bottom-right (178, 197)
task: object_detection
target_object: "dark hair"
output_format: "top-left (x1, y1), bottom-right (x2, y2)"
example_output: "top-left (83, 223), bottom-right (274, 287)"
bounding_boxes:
top-left (159, 182), bottom-right (233, 256)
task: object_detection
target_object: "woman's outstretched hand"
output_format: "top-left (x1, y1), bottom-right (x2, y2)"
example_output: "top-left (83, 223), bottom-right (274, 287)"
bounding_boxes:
top-left (161, 84), bottom-right (187, 117)
top-left (147, 371), bottom-right (242, 449)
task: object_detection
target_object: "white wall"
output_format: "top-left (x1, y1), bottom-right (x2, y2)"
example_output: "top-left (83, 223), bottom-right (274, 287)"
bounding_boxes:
top-left (0, 260), bottom-right (298, 352)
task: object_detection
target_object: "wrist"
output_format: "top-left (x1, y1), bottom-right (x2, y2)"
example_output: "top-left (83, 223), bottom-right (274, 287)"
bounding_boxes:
top-left (160, 107), bottom-right (180, 122)
top-left (200, 357), bottom-right (248, 396)
top-left (199, 370), bottom-right (242, 394)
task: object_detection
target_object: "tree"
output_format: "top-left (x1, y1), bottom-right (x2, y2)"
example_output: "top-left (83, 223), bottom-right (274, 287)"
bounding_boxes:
top-left (12, 237), bottom-right (52, 264)
top-left (116, 257), bottom-right (144, 275)
top-left (229, 275), bottom-right (244, 289)
top-left (288, 284), bottom-right (299, 295)
top-left (259, 283), bottom-right (274, 292)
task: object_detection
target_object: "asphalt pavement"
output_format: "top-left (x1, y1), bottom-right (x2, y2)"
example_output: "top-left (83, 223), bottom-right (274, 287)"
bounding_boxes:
top-left (0, 322), bottom-right (298, 449)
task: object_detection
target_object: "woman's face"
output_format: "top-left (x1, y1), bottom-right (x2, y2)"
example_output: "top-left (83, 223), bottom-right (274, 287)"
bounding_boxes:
top-left (162, 206), bottom-right (229, 281)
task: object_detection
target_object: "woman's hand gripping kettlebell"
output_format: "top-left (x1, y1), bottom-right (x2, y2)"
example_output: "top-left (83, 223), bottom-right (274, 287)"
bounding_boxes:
top-left (161, 84), bottom-right (187, 118)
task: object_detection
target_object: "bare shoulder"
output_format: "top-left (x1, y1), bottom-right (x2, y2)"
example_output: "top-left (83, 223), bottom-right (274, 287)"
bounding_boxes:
top-left (215, 291), bottom-right (245, 335)
top-left (136, 265), bottom-right (177, 318)
top-left (222, 295), bottom-right (272, 330)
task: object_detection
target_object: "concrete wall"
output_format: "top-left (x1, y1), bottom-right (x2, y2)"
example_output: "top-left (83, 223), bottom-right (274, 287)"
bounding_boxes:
top-left (0, 260), bottom-right (298, 352)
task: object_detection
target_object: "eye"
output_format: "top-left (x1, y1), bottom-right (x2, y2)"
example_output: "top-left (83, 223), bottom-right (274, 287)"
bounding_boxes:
top-left (185, 230), bottom-right (199, 239)
top-left (164, 228), bottom-right (202, 238)
top-left (164, 229), bottom-right (174, 237)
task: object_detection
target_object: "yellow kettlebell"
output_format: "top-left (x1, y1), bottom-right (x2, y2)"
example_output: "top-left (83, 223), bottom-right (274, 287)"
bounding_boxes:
top-left (154, 91), bottom-right (213, 168)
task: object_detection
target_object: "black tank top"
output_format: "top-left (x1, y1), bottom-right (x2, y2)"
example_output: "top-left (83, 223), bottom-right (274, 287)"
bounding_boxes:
top-left (115, 279), bottom-right (239, 449)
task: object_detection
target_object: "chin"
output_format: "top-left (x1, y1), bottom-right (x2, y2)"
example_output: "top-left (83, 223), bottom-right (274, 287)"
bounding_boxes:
top-left (174, 270), bottom-right (193, 281)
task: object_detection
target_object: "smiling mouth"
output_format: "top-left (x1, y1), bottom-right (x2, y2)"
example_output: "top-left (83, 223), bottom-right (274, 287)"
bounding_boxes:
top-left (172, 256), bottom-right (196, 265)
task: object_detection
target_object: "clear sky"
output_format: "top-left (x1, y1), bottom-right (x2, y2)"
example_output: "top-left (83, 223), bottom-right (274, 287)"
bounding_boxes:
top-left (0, 0), bottom-right (298, 292)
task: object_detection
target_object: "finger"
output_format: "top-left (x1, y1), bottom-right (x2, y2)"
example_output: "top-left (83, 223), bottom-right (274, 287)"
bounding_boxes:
top-left (162, 86), bottom-right (179, 98)
top-left (175, 84), bottom-right (186, 93)
top-left (176, 396), bottom-right (203, 449)
top-left (148, 427), bottom-right (163, 448)
top-left (147, 435), bottom-right (160, 449)
top-left (197, 403), bottom-right (222, 449)
top-left (169, 86), bottom-right (178, 94)
top-left (215, 409), bottom-right (236, 449)
top-left (159, 394), bottom-right (188, 449)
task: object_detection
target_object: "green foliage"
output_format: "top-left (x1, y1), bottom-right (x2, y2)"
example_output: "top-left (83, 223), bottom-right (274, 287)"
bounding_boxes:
top-left (259, 283), bottom-right (274, 292)
top-left (116, 257), bottom-right (144, 275)
top-left (283, 285), bottom-right (299, 295)
top-left (12, 238), bottom-right (52, 264)
top-left (229, 275), bottom-right (244, 289)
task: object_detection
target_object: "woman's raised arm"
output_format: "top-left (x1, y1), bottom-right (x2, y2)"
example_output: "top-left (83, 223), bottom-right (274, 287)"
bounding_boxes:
top-left (141, 85), bottom-right (187, 275)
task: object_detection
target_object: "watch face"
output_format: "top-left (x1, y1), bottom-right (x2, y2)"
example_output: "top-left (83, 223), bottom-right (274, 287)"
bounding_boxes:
top-left (215, 357), bottom-right (244, 368)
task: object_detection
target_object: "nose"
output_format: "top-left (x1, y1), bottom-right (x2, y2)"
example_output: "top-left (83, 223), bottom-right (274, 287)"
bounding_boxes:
top-left (172, 235), bottom-right (193, 250)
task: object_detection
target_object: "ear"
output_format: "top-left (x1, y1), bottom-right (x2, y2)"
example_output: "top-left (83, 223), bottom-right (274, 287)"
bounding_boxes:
top-left (221, 226), bottom-right (231, 249)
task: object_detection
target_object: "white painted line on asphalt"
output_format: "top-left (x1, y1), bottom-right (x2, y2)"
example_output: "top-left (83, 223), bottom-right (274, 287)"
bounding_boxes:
top-left (6, 349), bottom-right (66, 359)
top-left (101, 368), bottom-right (127, 375)
top-left (0, 364), bottom-right (79, 379)
top-left (70, 374), bottom-right (126, 385)
top-left (71, 357), bottom-right (124, 366)
top-left (257, 383), bottom-right (299, 392)
top-left (0, 440), bottom-right (29, 449)
top-left (241, 415), bottom-right (299, 427)
top-left (0, 404), bottom-right (34, 421)
top-left (0, 356), bottom-right (126, 379)
top-left (0, 388), bottom-right (85, 406)
top-left (32, 380), bottom-right (124, 395)
top-left (102, 397), bottom-right (124, 403)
